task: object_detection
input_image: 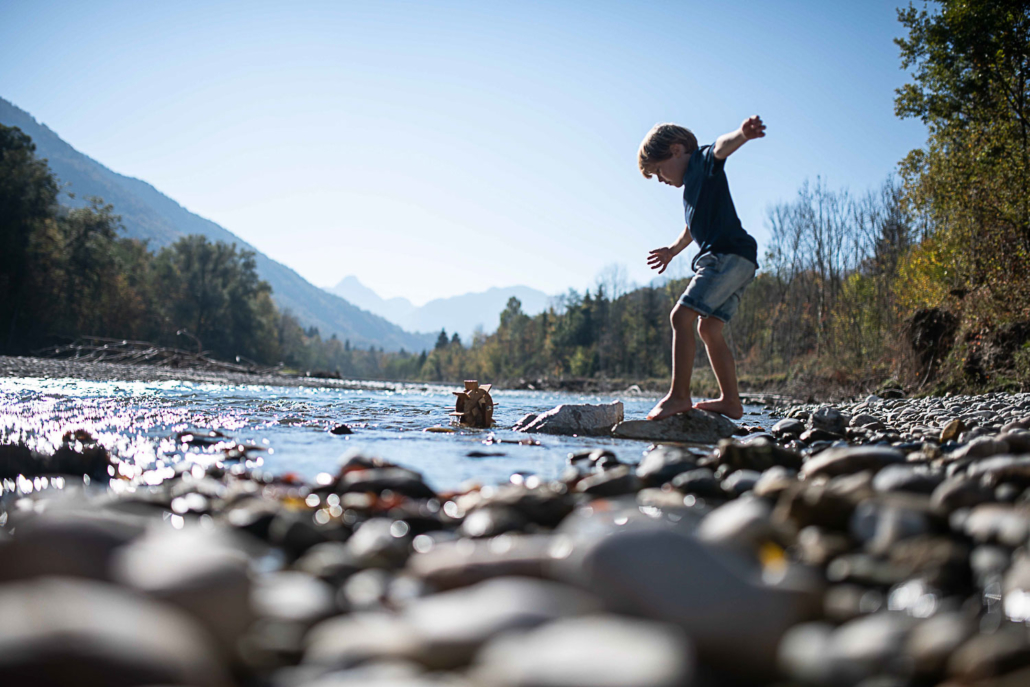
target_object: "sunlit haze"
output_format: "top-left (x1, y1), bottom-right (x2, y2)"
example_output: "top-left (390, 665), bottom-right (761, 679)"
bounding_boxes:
top-left (0, 0), bottom-right (926, 304)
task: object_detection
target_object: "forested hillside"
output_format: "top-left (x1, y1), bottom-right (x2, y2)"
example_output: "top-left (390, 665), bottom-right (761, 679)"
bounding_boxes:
top-left (0, 97), bottom-right (434, 353)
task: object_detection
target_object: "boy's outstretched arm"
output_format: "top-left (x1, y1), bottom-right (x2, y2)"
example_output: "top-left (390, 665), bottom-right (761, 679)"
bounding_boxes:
top-left (713, 115), bottom-right (766, 160)
top-left (648, 225), bottom-right (693, 274)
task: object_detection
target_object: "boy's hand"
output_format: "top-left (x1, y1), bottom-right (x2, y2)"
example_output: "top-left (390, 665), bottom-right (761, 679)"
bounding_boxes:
top-left (741, 115), bottom-right (766, 140)
top-left (647, 247), bottom-right (675, 274)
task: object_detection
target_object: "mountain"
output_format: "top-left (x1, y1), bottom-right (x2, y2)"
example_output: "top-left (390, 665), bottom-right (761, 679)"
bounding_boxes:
top-left (0, 97), bottom-right (435, 353)
top-left (330, 276), bottom-right (417, 326)
top-left (327, 277), bottom-right (551, 343)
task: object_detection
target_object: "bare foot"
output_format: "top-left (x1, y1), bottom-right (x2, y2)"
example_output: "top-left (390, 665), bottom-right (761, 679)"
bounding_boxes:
top-left (646, 394), bottom-right (694, 421)
top-left (694, 398), bottom-right (744, 420)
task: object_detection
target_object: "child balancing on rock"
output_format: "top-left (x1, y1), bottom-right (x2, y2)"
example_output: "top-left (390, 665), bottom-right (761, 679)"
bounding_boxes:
top-left (638, 116), bottom-right (765, 421)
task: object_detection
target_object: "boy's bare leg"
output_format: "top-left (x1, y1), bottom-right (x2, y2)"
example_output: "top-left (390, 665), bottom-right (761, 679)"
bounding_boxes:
top-left (647, 305), bottom-right (698, 420)
top-left (694, 317), bottom-right (744, 419)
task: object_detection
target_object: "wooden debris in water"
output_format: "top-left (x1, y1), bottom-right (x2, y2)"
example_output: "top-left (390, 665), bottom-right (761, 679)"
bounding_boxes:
top-left (450, 380), bottom-right (495, 428)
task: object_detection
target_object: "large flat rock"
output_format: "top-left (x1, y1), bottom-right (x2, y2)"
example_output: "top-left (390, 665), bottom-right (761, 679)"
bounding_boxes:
top-left (612, 410), bottom-right (738, 443)
top-left (513, 401), bottom-right (624, 436)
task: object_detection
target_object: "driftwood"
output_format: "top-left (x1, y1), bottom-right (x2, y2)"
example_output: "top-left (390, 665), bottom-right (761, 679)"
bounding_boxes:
top-left (34, 336), bottom-right (281, 376)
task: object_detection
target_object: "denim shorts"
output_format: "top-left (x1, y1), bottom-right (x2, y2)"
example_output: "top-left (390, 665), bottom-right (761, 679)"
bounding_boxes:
top-left (678, 252), bottom-right (757, 322)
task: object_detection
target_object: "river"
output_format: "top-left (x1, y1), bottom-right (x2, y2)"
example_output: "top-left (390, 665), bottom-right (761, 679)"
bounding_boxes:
top-left (0, 376), bottom-right (776, 490)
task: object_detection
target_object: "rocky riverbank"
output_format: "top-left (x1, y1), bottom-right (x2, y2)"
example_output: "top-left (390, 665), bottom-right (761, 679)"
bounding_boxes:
top-left (3, 391), bottom-right (1030, 686)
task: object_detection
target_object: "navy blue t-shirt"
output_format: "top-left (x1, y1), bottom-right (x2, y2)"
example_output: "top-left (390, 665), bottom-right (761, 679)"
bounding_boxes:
top-left (682, 143), bottom-right (758, 270)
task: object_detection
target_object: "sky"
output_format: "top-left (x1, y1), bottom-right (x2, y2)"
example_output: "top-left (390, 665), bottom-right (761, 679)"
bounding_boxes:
top-left (0, 0), bottom-right (927, 305)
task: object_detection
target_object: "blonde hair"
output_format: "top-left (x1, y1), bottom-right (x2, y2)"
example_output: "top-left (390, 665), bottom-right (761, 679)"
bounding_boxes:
top-left (638, 123), bottom-right (698, 178)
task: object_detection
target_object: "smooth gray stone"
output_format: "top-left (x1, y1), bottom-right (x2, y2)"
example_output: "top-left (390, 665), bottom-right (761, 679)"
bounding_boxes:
top-left (871, 464), bottom-right (944, 495)
top-left (575, 464), bottom-right (642, 496)
top-left (947, 437), bottom-right (1010, 461)
top-left (251, 571), bottom-right (337, 625)
top-left (460, 506), bottom-right (527, 538)
top-left (809, 406), bottom-right (847, 434)
top-left (348, 518), bottom-right (412, 568)
top-left (470, 616), bottom-right (695, 687)
top-left (906, 610), bottom-right (977, 678)
top-left (697, 495), bottom-right (775, 550)
top-left (772, 418), bottom-right (805, 437)
top-left (550, 525), bottom-right (819, 678)
top-left (962, 504), bottom-right (1030, 547)
top-left (513, 402), bottom-right (624, 436)
top-left (304, 612), bottom-right (424, 670)
top-left (401, 577), bottom-right (603, 669)
top-left (0, 508), bottom-right (144, 583)
top-left (752, 465), bottom-right (798, 498)
top-left (947, 625), bottom-right (1030, 681)
top-left (0, 577), bottom-right (231, 687)
top-left (110, 526), bottom-right (253, 656)
top-left (721, 469), bottom-right (762, 495)
top-left (931, 475), bottom-right (994, 511)
top-left (801, 446), bottom-right (906, 479)
top-left (635, 446), bottom-right (698, 485)
top-left (612, 410), bottom-right (737, 443)
top-left (407, 534), bottom-right (557, 591)
top-left (825, 612), bottom-right (919, 684)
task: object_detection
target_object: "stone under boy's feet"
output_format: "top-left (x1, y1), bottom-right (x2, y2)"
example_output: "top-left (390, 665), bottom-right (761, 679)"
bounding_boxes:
top-left (694, 398), bottom-right (744, 420)
top-left (646, 394), bottom-right (694, 421)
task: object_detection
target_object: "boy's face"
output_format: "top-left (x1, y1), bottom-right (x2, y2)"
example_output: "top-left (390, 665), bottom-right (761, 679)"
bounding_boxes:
top-left (649, 143), bottom-right (691, 188)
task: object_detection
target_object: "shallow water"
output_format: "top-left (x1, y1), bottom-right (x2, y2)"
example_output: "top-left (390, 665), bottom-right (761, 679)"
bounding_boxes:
top-left (0, 377), bottom-right (775, 489)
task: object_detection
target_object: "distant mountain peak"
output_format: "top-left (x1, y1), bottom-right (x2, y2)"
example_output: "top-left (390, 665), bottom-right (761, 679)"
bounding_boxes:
top-left (325, 278), bottom-right (552, 341)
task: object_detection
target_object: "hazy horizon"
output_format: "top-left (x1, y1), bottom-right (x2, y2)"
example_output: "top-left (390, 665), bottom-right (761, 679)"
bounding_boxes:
top-left (0, 1), bottom-right (927, 303)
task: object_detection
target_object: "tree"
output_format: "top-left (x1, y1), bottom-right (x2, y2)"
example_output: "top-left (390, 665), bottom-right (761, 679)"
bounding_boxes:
top-left (0, 125), bottom-right (58, 348)
top-left (895, 1), bottom-right (1030, 321)
top-left (154, 236), bottom-right (277, 361)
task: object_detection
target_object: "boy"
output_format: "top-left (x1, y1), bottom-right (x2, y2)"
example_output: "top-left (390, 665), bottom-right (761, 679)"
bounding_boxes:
top-left (638, 116), bottom-right (765, 420)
